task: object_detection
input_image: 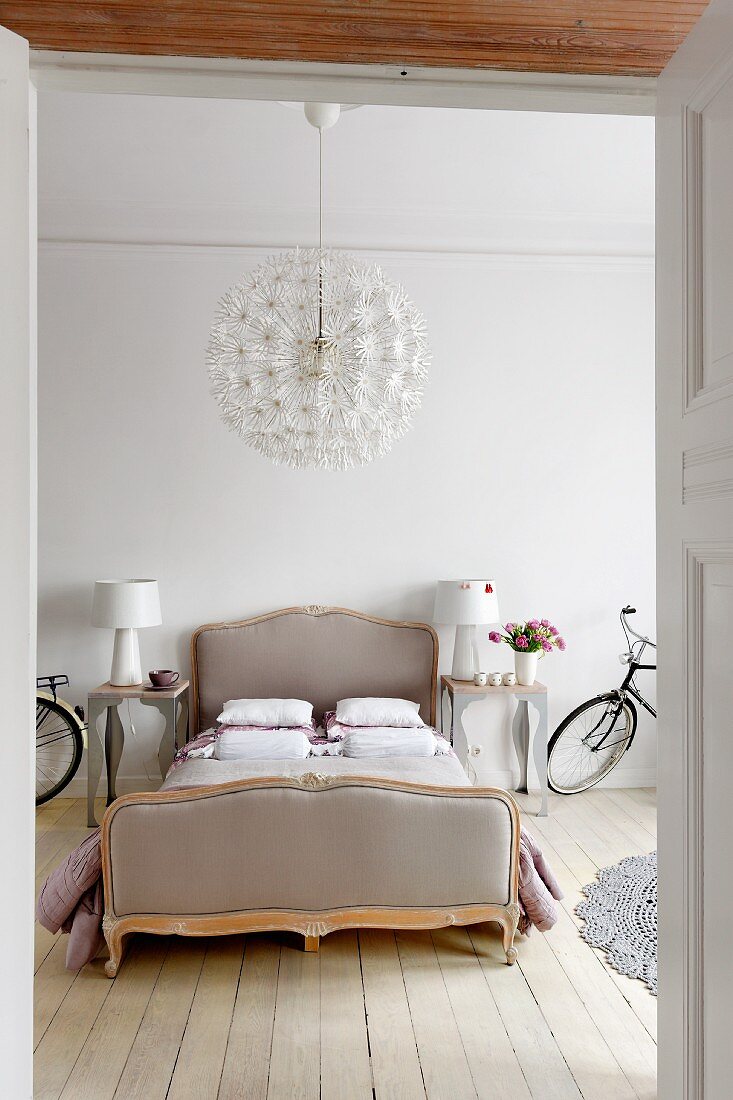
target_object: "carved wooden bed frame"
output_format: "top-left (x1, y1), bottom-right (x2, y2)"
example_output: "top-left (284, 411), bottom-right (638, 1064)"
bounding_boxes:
top-left (101, 606), bottom-right (521, 976)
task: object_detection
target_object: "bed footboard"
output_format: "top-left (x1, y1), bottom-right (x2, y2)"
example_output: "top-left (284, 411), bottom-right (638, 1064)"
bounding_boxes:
top-left (101, 773), bottom-right (520, 977)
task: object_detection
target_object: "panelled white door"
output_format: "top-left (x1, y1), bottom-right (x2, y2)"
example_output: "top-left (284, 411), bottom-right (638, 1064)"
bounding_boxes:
top-left (0, 20), bottom-right (35, 1100)
top-left (656, 1), bottom-right (733, 1097)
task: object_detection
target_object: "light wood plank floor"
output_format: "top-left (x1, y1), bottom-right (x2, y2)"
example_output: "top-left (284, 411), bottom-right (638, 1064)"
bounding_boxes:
top-left (34, 789), bottom-right (657, 1099)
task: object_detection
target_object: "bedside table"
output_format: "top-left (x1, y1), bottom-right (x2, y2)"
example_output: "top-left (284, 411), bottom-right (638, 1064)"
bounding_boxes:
top-left (441, 675), bottom-right (550, 817)
top-left (87, 679), bottom-right (189, 826)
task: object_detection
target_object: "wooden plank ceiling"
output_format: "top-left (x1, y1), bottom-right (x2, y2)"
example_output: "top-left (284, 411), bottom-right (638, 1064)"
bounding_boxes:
top-left (0, 1), bottom-right (709, 77)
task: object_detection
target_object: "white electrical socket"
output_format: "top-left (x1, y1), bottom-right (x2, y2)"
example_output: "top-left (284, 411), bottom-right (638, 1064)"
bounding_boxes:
top-left (469, 744), bottom-right (482, 756)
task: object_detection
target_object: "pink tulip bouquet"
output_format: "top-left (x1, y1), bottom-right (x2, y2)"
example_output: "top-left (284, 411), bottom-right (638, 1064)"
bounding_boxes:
top-left (489, 619), bottom-right (566, 655)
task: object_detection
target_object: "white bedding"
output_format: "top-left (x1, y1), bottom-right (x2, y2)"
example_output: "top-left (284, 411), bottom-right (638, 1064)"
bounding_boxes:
top-left (214, 728), bottom-right (312, 761)
top-left (162, 751), bottom-right (470, 791)
top-left (217, 698), bottom-right (313, 727)
top-left (335, 697), bottom-right (425, 728)
top-left (335, 728), bottom-right (443, 758)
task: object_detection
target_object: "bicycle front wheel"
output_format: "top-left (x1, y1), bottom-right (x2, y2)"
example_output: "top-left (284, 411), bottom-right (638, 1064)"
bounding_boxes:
top-left (547, 693), bottom-right (637, 794)
top-left (36, 695), bottom-right (84, 805)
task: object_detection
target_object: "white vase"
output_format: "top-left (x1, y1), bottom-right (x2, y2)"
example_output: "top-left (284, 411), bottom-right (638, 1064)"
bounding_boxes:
top-left (514, 650), bottom-right (539, 686)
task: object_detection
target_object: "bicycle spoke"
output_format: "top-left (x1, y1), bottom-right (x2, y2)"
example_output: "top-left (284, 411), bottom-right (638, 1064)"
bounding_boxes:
top-left (36, 722), bottom-right (69, 738)
top-left (37, 731), bottom-right (77, 750)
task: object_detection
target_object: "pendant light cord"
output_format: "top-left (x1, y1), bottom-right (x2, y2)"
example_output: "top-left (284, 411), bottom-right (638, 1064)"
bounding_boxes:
top-left (317, 126), bottom-right (323, 340)
top-left (319, 126), bottom-right (323, 252)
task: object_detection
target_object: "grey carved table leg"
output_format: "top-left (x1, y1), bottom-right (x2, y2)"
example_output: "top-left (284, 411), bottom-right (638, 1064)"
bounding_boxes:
top-left (512, 694), bottom-right (549, 817)
top-left (451, 695), bottom-right (477, 768)
top-left (441, 685), bottom-right (451, 741)
top-left (529, 694), bottom-right (549, 817)
top-left (511, 699), bottom-right (530, 793)
top-left (140, 696), bottom-right (177, 778)
top-left (105, 703), bottom-right (125, 806)
top-left (87, 699), bottom-right (107, 827)
top-left (176, 695), bottom-right (189, 747)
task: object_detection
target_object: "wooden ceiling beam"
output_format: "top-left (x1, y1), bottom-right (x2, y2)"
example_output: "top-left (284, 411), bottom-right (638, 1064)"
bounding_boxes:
top-left (0, 1), bottom-right (709, 77)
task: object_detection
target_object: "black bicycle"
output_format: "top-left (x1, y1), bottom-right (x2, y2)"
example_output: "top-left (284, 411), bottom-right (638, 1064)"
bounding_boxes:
top-left (547, 606), bottom-right (656, 794)
top-left (36, 675), bottom-right (86, 805)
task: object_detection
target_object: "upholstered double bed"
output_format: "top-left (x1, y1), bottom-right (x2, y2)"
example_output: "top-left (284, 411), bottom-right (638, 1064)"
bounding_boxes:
top-left (100, 606), bottom-right (521, 976)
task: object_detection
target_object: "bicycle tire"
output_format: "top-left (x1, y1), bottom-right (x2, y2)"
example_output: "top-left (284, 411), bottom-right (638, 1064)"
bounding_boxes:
top-left (36, 695), bottom-right (84, 805)
top-left (547, 692), bottom-right (637, 795)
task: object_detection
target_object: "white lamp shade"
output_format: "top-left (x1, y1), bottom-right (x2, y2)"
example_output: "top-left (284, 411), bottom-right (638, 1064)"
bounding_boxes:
top-left (433, 579), bottom-right (500, 625)
top-left (91, 579), bottom-right (162, 629)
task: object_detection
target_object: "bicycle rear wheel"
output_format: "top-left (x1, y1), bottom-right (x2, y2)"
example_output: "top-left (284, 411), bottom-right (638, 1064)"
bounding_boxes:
top-left (547, 693), bottom-right (637, 794)
top-left (36, 695), bottom-right (84, 805)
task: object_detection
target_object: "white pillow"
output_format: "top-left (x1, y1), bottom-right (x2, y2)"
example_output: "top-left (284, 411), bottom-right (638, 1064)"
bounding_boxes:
top-left (327, 720), bottom-right (423, 742)
top-left (214, 728), bottom-right (312, 761)
top-left (217, 698), bottom-right (313, 728)
top-left (335, 697), bottom-right (424, 728)
top-left (340, 728), bottom-right (437, 758)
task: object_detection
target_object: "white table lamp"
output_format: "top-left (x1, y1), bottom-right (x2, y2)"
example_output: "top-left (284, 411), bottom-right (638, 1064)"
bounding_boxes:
top-left (433, 579), bottom-right (500, 681)
top-left (92, 579), bottom-right (162, 686)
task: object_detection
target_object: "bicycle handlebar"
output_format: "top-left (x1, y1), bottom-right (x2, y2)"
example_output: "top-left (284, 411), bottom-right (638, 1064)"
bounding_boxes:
top-left (620, 606), bottom-right (655, 648)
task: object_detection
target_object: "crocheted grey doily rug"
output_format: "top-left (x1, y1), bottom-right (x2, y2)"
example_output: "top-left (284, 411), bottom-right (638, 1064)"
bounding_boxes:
top-left (576, 851), bottom-right (657, 996)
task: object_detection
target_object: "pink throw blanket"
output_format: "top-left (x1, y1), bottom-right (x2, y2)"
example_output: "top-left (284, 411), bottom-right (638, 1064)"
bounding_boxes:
top-left (37, 820), bottom-right (561, 971)
top-left (518, 828), bottom-right (563, 934)
top-left (36, 827), bottom-right (105, 970)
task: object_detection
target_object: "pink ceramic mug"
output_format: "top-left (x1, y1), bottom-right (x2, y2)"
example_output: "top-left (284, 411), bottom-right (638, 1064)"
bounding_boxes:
top-left (149, 669), bottom-right (179, 688)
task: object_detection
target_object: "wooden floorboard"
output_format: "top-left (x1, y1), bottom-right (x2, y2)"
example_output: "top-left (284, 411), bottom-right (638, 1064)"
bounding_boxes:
top-left (514, 915), bottom-right (637, 1100)
top-left (218, 936), bottom-right (280, 1100)
top-left (521, 815), bottom-right (657, 1080)
top-left (359, 929), bottom-right (426, 1100)
top-left (320, 931), bottom-right (373, 1100)
top-left (266, 940), bottom-right (321, 1100)
top-left (33, 955), bottom-right (113, 1100)
top-left (58, 936), bottom-right (169, 1100)
top-left (432, 925), bottom-right (532, 1100)
top-left (34, 792), bottom-right (657, 1099)
top-left (523, 797), bottom-right (658, 1048)
top-left (584, 790), bottom-right (657, 852)
top-left (396, 929), bottom-right (478, 1099)
top-left (35, 797), bottom-right (75, 839)
top-left (167, 936), bottom-right (244, 1100)
top-left (34, 938), bottom-right (77, 1049)
top-left (602, 788), bottom-right (657, 836)
top-left (112, 937), bottom-right (207, 1099)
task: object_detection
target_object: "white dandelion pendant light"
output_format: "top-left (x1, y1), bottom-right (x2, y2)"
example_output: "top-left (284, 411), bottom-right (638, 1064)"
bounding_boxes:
top-left (207, 102), bottom-right (430, 470)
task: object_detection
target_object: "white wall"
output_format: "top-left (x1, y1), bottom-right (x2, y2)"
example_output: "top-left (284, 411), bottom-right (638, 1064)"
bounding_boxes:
top-left (37, 93), bottom-right (656, 791)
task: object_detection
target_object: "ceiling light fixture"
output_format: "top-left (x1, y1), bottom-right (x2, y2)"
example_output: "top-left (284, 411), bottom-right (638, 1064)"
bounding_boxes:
top-left (207, 102), bottom-right (430, 470)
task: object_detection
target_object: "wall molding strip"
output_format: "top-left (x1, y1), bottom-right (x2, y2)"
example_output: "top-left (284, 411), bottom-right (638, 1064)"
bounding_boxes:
top-left (30, 50), bottom-right (656, 117)
top-left (38, 240), bottom-right (655, 272)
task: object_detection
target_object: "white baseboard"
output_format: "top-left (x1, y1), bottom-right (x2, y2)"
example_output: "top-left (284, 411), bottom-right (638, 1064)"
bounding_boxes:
top-left (62, 775), bottom-right (162, 798)
top-left (596, 767), bottom-right (657, 789)
top-left (471, 767), bottom-right (656, 790)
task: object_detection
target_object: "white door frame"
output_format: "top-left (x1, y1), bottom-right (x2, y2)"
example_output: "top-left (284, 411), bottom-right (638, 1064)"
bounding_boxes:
top-left (1, 23), bottom-right (36, 1100)
top-left (25, 39), bottom-right (668, 1098)
top-left (656, 1), bottom-right (733, 1094)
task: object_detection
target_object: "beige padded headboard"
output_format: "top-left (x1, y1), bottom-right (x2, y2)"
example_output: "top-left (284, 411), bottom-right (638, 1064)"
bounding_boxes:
top-left (190, 606), bottom-right (438, 736)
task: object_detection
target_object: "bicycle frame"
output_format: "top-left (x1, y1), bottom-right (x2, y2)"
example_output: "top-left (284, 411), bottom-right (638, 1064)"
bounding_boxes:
top-left (36, 675), bottom-right (86, 741)
top-left (619, 660), bottom-right (657, 719)
top-left (36, 673), bottom-right (68, 702)
top-left (583, 609), bottom-right (657, 752)
top-left (36, 673), bottom-right (67, 734)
